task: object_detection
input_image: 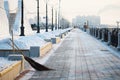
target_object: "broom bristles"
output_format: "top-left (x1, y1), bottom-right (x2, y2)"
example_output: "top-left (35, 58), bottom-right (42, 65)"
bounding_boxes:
top-left (8, 39), bottom-right (55, 71)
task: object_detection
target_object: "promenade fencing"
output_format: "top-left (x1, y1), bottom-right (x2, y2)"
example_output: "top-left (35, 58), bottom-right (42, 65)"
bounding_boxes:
top-left (88, 27), bottom-right (120, 50)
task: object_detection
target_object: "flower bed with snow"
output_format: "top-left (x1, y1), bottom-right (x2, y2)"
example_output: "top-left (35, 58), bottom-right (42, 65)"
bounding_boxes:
top-left (0, 28), bottom-right (72, 50)
top-left (0, 57), bottom-right (16, 72)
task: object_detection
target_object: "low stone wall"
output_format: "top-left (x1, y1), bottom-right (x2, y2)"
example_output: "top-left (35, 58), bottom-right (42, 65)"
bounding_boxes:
top-left (51, 37), bottom-right (61, 44)
top-left (0, 61), bottom-right (24, 80)
top-left (56, 37), bottom-right (61, 43)
top-left (0, 50), bottom-right (30, 57)
top-left (62, 34), bottom-right (65, 38)
top-left (44, 39), bottom-right (51, 42)
top-left (0, 42), bottom-right (53, 58)
top-left (40, 42), bottom-right (52, 57)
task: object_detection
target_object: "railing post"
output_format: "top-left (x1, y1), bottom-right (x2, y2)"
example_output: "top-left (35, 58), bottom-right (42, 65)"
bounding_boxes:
top-left (117, 31), bottom-right (120, 50)
top-left (107, 31), bottom-right (111, 45)
top-left (97, 29), bottom-right (100, 39)
top-left (95, 28), bottom-right (96, 37)
top-left (91, 28), bottom-right (93, 35)
top-left (101, 29), bottom-right (105, 41)
top-left (93, 28), bottom-right (95, 36)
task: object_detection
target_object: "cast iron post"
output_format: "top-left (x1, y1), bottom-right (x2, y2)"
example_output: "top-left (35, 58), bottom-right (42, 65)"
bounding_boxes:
top-left (37, 0), bottom-right (40, 33)
top-left (45, 0), bottom-right (48, 32)
top-left (20, 0), bottom-right (25, 36)
top-left (51, 7), bottom-right (54, 31)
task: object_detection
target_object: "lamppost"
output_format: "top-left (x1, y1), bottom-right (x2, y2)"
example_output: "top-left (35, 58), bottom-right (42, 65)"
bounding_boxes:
top-left (50, 0), bottom-right (58, 30)
top-left (58, 0), bottom-right (61, 29)
top-left (45, 0), bottom-right (48, 32)
top-left (37, 0), bottom-right (40, 33)
top-left (20, 0), bottom-right (25, 36)
top-left (116, 21), bottom-right (120, 30)
top-left (51, 7), bottom-right (54, 31)
top-left (55, 10), bottom-right (57, 30)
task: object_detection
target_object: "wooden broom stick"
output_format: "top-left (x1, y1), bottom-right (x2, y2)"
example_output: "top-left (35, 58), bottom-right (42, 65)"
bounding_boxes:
top-left (11, 30), bottom-right (15, 52)
top-left (9, 38), bottom-right (24, 56)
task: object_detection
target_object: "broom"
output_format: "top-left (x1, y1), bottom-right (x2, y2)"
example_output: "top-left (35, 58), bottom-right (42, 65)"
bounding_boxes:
top-left (9, 30), bottom-right (54, 71)
top-left (8, 38), bottom-right (54, 71)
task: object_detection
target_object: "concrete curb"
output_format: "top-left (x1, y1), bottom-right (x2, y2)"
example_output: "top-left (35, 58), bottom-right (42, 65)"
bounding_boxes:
top-left (0, 61), bottom-right (24, 80)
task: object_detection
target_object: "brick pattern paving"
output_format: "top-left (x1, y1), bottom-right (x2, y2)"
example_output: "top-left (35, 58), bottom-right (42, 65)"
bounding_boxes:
top-left (22, 29), bottom-right (120, 80)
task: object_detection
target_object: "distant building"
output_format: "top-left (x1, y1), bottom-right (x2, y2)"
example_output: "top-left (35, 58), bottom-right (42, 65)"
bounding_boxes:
top-left (60, 17), bottom-right (70, 29)
top-left (72, 15), bottom-right (101, 28)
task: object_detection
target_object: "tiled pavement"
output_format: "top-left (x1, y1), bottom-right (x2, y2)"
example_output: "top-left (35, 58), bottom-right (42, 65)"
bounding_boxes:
top-left (21, 29), bottom-right (120, 80)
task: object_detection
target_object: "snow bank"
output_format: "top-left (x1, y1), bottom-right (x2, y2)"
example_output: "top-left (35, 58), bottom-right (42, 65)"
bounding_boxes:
top-left (0, 38), bottom-right (12, 49)
top-left (14, 35), bottom-right (46, 49)
top-left (50, 28), bottom-right (72, 36)
top-left (41, 32), bottom-right (56, 39)
top-left (8, 0), bottom-right (18, 13)
top-left (0, 0), bottom-right (9, 37)
top-left (0, 28), bottom-right (72, 49)
top-left (0, 57), bottom-right (16, 72)
top-left (0, 35), bottom-right (46, 49)
top-left (36, 28), bottom-right (72, 39)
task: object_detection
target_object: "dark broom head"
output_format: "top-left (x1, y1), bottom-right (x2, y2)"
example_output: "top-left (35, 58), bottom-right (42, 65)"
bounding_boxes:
top-left (24, 56), bottom-right (55, 71)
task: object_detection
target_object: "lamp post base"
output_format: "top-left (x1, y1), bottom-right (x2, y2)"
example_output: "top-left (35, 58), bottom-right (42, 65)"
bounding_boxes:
top-left (20, 27), bottom-right (25, 36)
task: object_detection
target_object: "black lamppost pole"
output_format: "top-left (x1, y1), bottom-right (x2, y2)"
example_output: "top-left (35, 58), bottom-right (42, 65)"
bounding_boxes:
top-left (37, 0), bottom-right (40, 33)
top-left (55, 10), bottom-right (57, 30)
top-left (58, 0), bottom-right (61, 29)
top-left (46, 0), bottom-right (48, 32)
top-left (20, 0), bottom-right (25, 36)
top-left (51, 7), bottom-right (54, 31)
top-left (116, 21), bottom-right (120, 30)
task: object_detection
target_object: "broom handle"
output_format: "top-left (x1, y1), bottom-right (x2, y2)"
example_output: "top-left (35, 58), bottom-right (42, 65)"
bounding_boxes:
top-left (9, 39), bottom-right (24, 56)
top-left (11, 30), bottom-right (15, 52)
top-left (10, 28), bottom-right (24, 56)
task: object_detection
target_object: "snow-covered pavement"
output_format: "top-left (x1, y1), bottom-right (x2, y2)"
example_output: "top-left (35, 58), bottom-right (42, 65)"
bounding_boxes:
top-left (20, 29), bottom-right (120, 80)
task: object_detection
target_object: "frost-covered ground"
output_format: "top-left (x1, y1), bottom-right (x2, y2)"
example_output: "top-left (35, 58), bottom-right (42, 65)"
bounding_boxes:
top-left (0, 57), bottom-right (17, 72)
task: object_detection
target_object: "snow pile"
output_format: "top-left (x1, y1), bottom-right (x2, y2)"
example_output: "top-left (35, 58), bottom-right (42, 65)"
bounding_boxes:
top-left (0, 38), bottom-right (12, 50)
top-left (35, 29), bottom-right (71, 40)
top-left (37, 28), bottom-right (72, 39)
top-left (14, 35), bottom-right (46, 49)
top-left (0, 57), bottom-right (16, 72)
top-left (41, 32), bottom-right (56, 39)
top-left (0, 0), bottom-right (9, 37)
top-left (0, 35), bottom-right (46, 49)
top-left (0, 28), bottom-right (72, 49)
top-left (50, 28), bottom-right (72, 36)
top-left (50, 30), bottom-right (62, 36)
top-left (8, 0), bottom-right (18, 13)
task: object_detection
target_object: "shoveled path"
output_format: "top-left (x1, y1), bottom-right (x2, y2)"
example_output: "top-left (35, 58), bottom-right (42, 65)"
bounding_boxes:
top-left (21, 29), bottom-right (120, 80)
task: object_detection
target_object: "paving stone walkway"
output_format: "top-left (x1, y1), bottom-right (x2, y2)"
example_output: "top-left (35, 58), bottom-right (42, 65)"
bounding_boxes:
top-left (21, 29), bottom-right (120, 80)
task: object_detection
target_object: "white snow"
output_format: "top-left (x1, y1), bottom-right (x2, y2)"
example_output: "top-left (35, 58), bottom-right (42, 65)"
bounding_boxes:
top-left (0, 28), bottom-right (72, 49)
top-left (0, 0), bottom-right (9, 37)
top-left (0, 28), bottom-right (72, 74)
top-left (14, 35), bottom-right (47, 49)
top-left (0, 57), bottom-right (16, 72)
top-left (8, 0), bottom-right (18, 13)
top-left (0, 0), bottom-right (73, 74)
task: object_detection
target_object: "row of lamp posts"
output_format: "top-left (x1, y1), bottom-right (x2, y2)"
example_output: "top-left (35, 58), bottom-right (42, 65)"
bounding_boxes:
top-left (20, 0), bottom-right (61, 36)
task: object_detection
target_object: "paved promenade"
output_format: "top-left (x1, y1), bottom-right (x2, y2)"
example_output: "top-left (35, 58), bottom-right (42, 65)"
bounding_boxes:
top-left (21, 29), bottom-right (120, 80)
